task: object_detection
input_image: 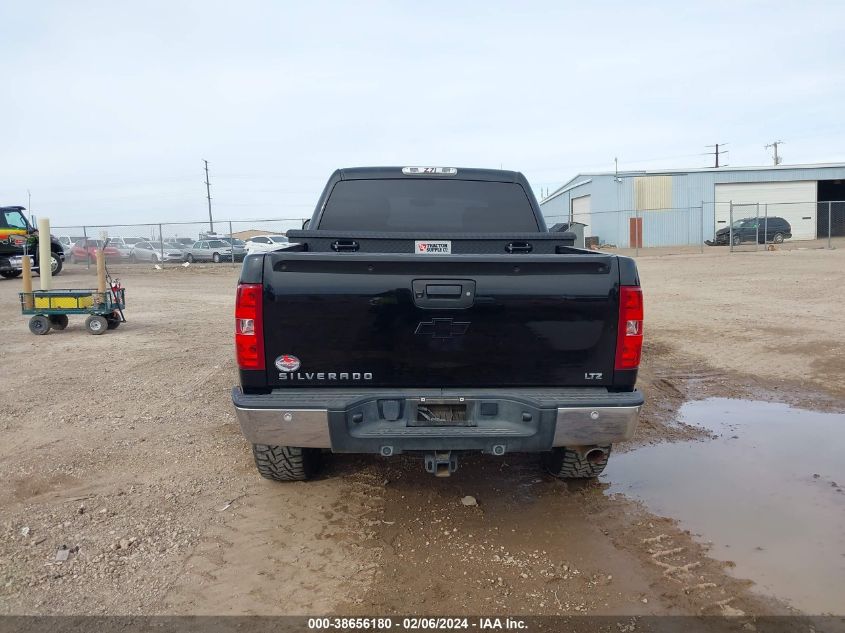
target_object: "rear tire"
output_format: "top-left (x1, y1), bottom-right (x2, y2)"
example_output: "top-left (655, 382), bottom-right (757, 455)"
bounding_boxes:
top-left (212, 252), bottom-right (221, 263)
top-left (186, 254), bottom-right (194, 263)
top-left (29, 315), bottom-right (51, 335)
top-left (773, 232), bottom-right (785, 244)
top-left (106, 315), bottom-right (121, 329)
top-left (1, 270), bottom-right (22, 279)
top-left (544, 445), bottom-right (611, 479)
top-left (49, 314), bottom-right (69, 330)
top-left (85, 315), bottom-right (108, 335)
top-left (252, 444), bottom-right (321, 482)
top-left (732, 234), bottom-right (742, 246)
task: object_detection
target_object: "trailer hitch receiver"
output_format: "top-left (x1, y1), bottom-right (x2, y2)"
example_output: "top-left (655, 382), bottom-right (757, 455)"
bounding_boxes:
top-left (425, 451), bottom-right (458, 477)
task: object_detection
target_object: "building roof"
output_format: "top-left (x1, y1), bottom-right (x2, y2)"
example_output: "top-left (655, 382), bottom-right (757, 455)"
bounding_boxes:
top-left (231, 229), bottom-right (278, 240)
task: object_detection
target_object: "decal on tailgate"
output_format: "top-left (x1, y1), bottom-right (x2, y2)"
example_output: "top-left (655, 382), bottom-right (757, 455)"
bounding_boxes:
top-left (414, 240), bottom-right (451, 255)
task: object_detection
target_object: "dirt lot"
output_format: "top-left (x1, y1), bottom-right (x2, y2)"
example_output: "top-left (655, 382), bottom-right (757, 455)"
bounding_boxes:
top-left (1, 248), bottom-right (843, 618)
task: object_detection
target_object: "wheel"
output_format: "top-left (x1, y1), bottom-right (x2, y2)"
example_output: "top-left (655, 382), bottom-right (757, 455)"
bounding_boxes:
top-left (186, 254), bottom-right (194, 263)
top-left (732, 234), bottom-right (742, 246)
top-left (28, 315), bottom-right (51, 335)
top-left (252, 444), bottom-right (321, 482)
top-left (50, 253), bottom-right (62, 275)
top-left (212, 252), bottom-right (221, 263)
top-left (1, 270), bottom-right (22, 279)
top-left (543, 445), bottom-right (611, 479)
top-left (85, 315), bottom-right (109, 335)
top-left (49, 314), bottom-right (69, 330)
top-left (106, 316), bottom-right (121, 329)
top-left (773, 232), bottom-right (785, 244)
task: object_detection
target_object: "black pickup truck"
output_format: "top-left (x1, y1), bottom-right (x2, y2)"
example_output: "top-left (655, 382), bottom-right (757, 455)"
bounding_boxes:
top-left (232, 167), bottom-right (644, 480)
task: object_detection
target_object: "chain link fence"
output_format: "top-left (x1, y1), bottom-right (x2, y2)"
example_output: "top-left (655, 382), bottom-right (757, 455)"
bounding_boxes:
top-left (544, 200), bottom-right (845, 256)
top-left (51, 202), bottom-right (844, 272)
top-left (51, 217), bottom-right (309, 271)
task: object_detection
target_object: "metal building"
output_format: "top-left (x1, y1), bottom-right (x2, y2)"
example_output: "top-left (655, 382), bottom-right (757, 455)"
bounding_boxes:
top-left (539, 163), bottom-right (845, 247)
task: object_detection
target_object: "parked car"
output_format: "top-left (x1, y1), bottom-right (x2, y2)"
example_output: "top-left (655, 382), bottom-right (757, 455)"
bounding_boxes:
top-left (68, 239), bottom-right (121, 263)
top-left (220, 237), bottom-right (248, 249)
top-left (184, 239), bottom-right (245, 263)
top-left (708, 216), bottom-right (792, 246)
top-left (129, 241), bottom-right (184, 263)
top-left (105, 237), bottom-right (133, 259)
top-left (231, 166), bottom-right (644, 482)
top-left (165, 241), bottom-right (188, 252)
top-left (56, 236), bottom-right (74, 253)
top-left (245, 234), bottom-right (289, 254)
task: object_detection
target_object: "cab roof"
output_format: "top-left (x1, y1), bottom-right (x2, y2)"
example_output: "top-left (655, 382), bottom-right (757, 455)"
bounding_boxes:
top-left (337, 167), bottom-right (523, 182)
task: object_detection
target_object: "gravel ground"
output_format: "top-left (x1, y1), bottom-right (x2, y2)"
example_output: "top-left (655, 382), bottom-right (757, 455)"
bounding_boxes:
top-left (1, 249), bottom-right (842, 617)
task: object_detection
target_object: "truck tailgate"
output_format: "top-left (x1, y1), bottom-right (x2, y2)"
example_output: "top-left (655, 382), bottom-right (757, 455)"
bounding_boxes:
top-left (262, 252), bottom-right (619, 388)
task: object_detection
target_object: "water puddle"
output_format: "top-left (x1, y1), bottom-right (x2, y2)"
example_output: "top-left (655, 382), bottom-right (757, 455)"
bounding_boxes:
top-left (604, 398), bottom-right (845, 615)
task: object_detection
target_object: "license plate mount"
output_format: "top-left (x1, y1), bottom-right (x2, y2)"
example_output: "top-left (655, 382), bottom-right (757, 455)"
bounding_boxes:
top-left (408, 398), bottom-right (474, 427)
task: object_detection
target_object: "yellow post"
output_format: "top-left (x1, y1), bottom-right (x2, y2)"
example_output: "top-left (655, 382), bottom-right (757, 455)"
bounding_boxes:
top-left (37, 218), bottom-right (52, 290)
top-left (96, 247), bottom-right (107, 305)
top-left (21, 247), bottom-right (34, 309)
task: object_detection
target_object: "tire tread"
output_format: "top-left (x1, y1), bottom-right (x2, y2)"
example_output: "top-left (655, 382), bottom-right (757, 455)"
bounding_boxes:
top-left (252, 444), bottom-right (319, 482)
top-left (544, 445), bottom-right (611, 479)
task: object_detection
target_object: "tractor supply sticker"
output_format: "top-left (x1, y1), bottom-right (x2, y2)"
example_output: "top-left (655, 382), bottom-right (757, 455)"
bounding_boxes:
top-left (414, 240), bottom-right (451, 255)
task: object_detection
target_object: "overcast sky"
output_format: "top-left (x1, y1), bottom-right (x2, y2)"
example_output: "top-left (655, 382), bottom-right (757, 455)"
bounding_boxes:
top-left (2, 1), bottom-right (844, 228)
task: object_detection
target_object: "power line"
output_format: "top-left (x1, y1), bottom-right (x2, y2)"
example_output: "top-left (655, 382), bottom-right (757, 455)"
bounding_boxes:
top-left (765, 140), bottom-right (784, 165)
top-left (704, 143), bottom-right (729, 168)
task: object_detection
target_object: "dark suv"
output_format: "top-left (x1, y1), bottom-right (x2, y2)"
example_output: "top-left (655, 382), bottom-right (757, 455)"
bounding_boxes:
top-left (710, 216), bottom-right (792, 246)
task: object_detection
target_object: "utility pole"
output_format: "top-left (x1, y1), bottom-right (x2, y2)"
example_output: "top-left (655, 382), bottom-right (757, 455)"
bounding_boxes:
top-left (705, 143), bottom-right (729, 168)
top-left (765, 140), bottom-right (784, 165)
top-left (204, 159), bottom-right (214, 232)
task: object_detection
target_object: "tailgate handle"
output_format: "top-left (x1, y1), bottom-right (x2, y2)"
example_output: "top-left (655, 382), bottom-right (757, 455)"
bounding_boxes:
top-left (331, 240), bottom-right (359, 252)
top-left (412, 279), bottom-right (476, 309)
top-left (426, 284), bottom-right (462, 297)
top-left (506, 241), bottom-right (533, 253)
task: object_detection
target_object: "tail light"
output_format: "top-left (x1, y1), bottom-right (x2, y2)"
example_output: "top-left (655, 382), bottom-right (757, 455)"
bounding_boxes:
top-left (235, 283), bottom-right (264, 370)
top-left (615, 286), bottom-right (644, 370)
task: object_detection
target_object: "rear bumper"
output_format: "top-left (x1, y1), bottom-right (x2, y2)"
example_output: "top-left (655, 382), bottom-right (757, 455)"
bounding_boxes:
top-left (232, 387), bottom-right (643, 454)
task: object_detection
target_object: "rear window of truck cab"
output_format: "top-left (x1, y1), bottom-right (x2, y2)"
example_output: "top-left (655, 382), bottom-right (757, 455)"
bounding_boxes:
top-left (319, 179), bottom-right (539, 232)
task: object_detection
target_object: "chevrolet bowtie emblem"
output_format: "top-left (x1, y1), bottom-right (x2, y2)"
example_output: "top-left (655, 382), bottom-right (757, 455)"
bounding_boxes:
top-left (415, 318), bottom-right (470, 338)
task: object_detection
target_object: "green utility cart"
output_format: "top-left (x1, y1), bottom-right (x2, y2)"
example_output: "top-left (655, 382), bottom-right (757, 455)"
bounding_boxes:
top-left (19, 287), bottom-right (126, 335)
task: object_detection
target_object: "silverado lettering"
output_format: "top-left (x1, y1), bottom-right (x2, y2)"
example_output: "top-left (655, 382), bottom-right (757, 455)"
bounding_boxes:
top-left (279, 372), bottom-right (374, 381)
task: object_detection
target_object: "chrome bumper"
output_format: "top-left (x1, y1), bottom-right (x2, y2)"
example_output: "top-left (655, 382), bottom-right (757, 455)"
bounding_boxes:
top-left (3, 255), bottom-right (34, 270)
top-left (553, 406), bottom-right (641, 446)
top-left (233, 388), bottom-right (641, 450)
top-left (235, 406), bottom-right (331, 448)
